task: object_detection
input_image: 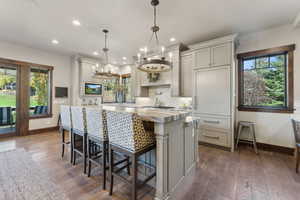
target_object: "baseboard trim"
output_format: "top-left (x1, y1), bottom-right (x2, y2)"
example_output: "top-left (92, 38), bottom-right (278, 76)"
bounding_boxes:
top-left (29, 126), bottom-right (59, 135)
top-left (238, 140), bottom-right (294, 155)
top-left (199, 140), bottom-right (294, 155)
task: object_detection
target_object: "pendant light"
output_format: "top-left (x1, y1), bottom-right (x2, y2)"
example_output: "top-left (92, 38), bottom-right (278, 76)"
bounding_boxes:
top-left (137, 0), bottom-right (172, 73)
top-left (93, 29), bottom-right (116, 79)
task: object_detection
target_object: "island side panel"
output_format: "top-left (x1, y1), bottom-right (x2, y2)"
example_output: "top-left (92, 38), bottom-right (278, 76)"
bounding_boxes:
top-left (155, 122), bottom-right (169, 200)
top-left (154, 118), bottom-right (186, 200)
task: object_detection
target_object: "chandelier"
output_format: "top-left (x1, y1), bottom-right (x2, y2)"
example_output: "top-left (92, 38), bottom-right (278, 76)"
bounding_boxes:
top-left (93, 29), bottom-right (116, 79)
top-left (137, 0), bottom-right (172, 73)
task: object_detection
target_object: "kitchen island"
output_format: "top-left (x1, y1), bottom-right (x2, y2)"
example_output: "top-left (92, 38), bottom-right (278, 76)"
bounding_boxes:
top-left (98, 104), bottom-right (199, 200)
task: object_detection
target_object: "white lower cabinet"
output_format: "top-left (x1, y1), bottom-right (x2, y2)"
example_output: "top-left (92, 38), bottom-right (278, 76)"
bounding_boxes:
top-left (199, 128), bottom-right (230, 147)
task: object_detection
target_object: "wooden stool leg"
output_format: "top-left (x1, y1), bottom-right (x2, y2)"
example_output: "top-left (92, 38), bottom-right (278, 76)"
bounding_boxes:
top-left (72, 133), bottom-right (76, 165)
top-left (61, 129), bottom-right (65, 158)
top-left (102, 141), bottom-right (107, 190)
top-left (250, 124), bottom-right (258, 154)
top-left (87, 138), bottom-right (91, 177)
top-left (132, 153), bottom-right (137, 200)
top-left (109, 146), bottom-right (114, 196)
top-left (83, 134), bottom-right (87, 174)
top-left (236, 123), bottom-right (242, 150)
top-left (296, 147), bottom-right (299, 173)
top-left (70, 131), bottom-right (73, 163)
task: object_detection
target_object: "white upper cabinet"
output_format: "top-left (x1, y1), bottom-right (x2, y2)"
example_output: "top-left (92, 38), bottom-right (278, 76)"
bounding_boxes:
top-left (194, 47), bottom-right (210, 68)
top-left (192, 42), bottom-right (232, 69)
top-left (211, 43), bottom-right (231, 67)
top-left (180, 53), bottom-right (194, 97)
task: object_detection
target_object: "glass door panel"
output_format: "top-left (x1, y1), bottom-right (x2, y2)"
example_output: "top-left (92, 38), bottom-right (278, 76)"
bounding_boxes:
top-left (0, 65), bottom-right (17, 135)
top-left (29, 67), bottom-right (51, 117)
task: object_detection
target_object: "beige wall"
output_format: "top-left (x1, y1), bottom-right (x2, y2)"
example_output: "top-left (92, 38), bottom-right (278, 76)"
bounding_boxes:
top-left (0, 41), bottom-right (72, 130)
top-left (236, 24), bottom-right (300, 148)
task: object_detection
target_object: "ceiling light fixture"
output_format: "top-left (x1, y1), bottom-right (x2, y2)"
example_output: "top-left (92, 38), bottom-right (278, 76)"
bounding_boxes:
top-left (72, 20), bottom-right (81, 26)
top-left (51, 39), bottom-right (59, 44)
top-left (170, 37), bottom-right (176, 42)
top-left (122, 57), bottom-right (127, 60)
top-left (137, 0), bottom-right (172, 73)
top-left (93, 29), bottom-right (117, 79)
top-left (93, 51), bottom-right (99, 56)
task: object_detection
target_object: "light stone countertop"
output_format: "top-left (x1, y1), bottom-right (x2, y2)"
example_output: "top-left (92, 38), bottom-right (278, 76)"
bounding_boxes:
top-left (86, 104), bottom-right (192, 123)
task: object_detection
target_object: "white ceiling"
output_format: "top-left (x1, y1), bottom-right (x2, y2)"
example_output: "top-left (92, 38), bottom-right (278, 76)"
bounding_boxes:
top-left (0, 0), bottom-right (299, 64)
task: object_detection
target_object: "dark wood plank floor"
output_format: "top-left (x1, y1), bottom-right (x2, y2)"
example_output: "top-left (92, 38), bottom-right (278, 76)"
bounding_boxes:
top-left (0, 131), bottom-right (299, 200)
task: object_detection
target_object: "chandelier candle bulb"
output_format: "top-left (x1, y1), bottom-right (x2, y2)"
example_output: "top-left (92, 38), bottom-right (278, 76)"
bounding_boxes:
top-left (161, 46), bottom-right (165, 57)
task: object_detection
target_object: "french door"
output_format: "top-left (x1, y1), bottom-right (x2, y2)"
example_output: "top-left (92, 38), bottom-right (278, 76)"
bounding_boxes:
top-left (0, 58), bottom-right (53, 137)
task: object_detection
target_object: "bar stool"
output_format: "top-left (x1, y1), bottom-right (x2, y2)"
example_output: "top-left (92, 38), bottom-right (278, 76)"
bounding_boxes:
top-left (106, 111), bottom-right (156, 200)
top-left (85, 107), bottom-right (109, 189)
top-left (291, 119), bottom-right (300, 173)
top-left (59, 105), bottom-right (72, 162)
top-left (71, 106), bottom-right (87, 173)
top-left (236, 121), bottom-right (258, 154)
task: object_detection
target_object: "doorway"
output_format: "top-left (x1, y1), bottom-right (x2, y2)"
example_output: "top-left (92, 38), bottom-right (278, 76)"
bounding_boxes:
top-left (0, 58), bottom-right (53, 137)
top-left (0, 65), bottom-right (18, 136)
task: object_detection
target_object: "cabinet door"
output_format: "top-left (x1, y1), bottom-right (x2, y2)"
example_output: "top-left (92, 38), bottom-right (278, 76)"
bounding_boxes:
top-left (195, 47), bottom-right (210, 68)
top-left (194, 66), bottom-right (231, 115)
top-left (181, 53), bottom-right (194, 97)
top-left (211, 43), bottom-right (231, 67)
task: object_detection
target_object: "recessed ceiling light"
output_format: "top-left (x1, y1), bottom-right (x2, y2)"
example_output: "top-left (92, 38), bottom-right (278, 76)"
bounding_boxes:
top-left (122, 57), bottom-right (127, 60)
top-left (139, 48), bottom-right (145, 52)
top-left (93, 51), bottom-right (99, 56)
top-left (72, 19), bottom-right (81, 26)
top-left (51, 39), bottom-right (59, 44)
top-left (170, 37), bottom-right (176, 42)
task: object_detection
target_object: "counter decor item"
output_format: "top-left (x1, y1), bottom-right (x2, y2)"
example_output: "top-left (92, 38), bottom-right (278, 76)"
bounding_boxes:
top-left (147, 72), bottom-right (160, 82)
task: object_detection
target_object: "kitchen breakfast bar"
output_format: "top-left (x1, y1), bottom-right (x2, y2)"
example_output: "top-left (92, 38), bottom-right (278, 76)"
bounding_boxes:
top-left (97, 104), bottom-right (200, 200)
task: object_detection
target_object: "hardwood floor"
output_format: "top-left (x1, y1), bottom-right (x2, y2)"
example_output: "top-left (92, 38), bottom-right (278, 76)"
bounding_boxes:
top-left (0, 131), bottom-right (299, 200)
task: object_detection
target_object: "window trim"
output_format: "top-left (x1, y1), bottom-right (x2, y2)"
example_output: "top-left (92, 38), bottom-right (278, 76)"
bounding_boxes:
top-left (237, 44), bottom-right (295, 113)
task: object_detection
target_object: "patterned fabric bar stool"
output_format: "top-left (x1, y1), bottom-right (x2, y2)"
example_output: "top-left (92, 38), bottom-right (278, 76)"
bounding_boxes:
top-left (236, 121), bottom-right (258, 154)
top-left (59, 105), bottom-right (72, 162)
top-left (85, 107), bottom-right (109, 189)
top-left (71, 106), bottom-right (87, 174)
top-left (106, 111), bottom-right (156, 200)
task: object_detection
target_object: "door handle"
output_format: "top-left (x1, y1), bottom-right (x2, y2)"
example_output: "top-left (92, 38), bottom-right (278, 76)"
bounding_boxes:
top-left (203, 134), bottom-right (219, 139)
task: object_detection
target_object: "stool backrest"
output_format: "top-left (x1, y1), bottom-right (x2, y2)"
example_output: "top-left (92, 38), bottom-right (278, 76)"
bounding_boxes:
top-left (71, 106), bottom-right (86, 134)
top-left (291, 119), bottom-right (300, 144)
top-left (85, 107), bottom-right (108, 141)
top-left (105, 110), bottom-right (155, 152)
top-left (60, 105), bottom-right (71, 130)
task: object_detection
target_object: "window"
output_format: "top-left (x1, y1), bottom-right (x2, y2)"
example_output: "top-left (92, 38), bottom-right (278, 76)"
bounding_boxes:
top-left (29, 66), bottom-right (53, 118)
top-left (237, 45), bottom-right (295, 113)
top-left (102, 78), bottom-right (118, 103)
top-left (122, 74), bottom-right (132, 103)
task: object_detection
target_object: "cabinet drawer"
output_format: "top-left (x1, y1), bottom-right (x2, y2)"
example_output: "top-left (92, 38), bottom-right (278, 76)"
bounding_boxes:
top-left (199, 116), bottom-right (230, 130)
top-left (199, 129), bottom-right (228, 147)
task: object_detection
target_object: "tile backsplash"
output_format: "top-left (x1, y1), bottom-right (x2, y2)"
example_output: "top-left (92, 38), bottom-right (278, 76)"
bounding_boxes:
top-left (136, 86), bottom-right (192, 108)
